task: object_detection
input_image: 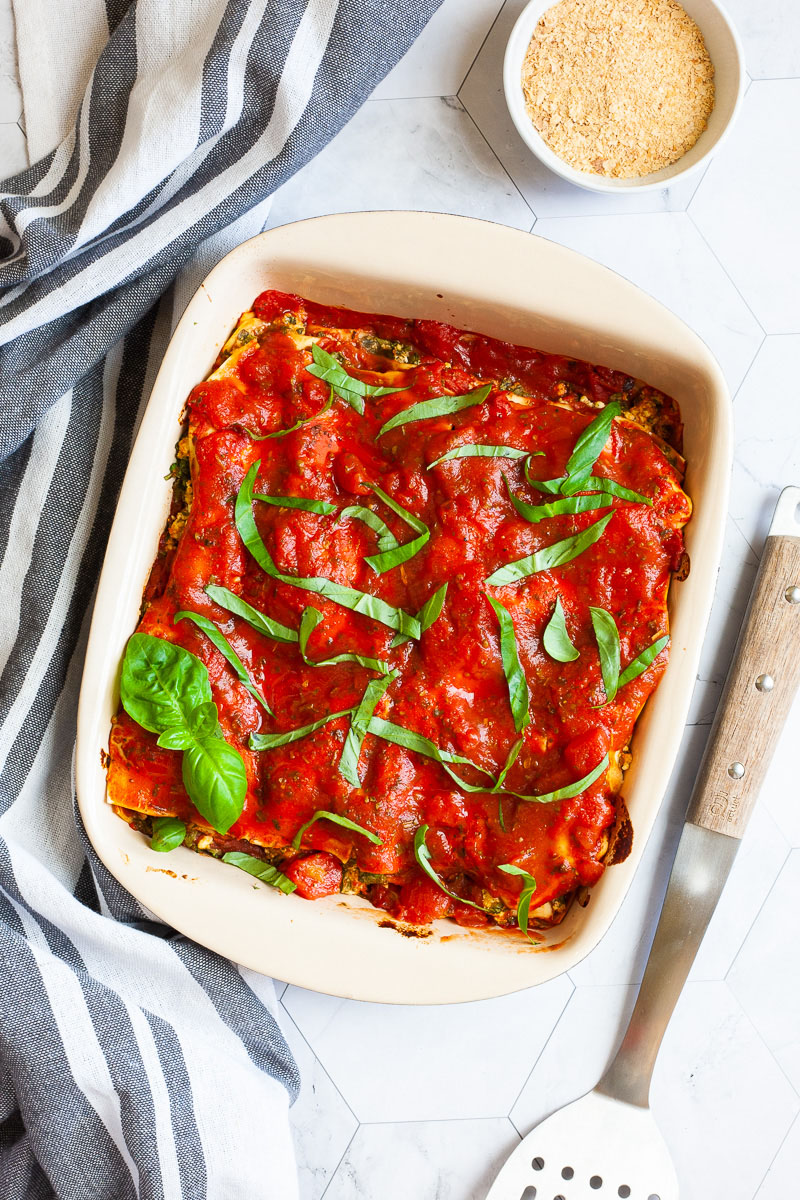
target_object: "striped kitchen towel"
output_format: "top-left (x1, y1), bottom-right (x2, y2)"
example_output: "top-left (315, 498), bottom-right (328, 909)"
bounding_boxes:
top-left (0, 2), bottom-right (441, 1197)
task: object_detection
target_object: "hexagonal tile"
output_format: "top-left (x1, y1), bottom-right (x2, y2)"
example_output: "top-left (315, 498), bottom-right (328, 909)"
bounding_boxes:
top-left (690, 81), bottom-right (800, 334)
top-left (0, 0), bottom-right (18, 80)
top-left (0, 120), bottom-right (27, 177)
top-left (728, 850), bottom-right (800, 1092)
top-left (0, 71), bottom-right (21, 121)
top-left (459, 0), bottom-right (704, 218)
top-left (724, 1), bottom-right (800, 80)
top-left (282, 974), bottom-right (572, 1122)
top-left (510, 983), bottom-right (638, 1135)
top-left (690, 805), bottom-right (790, 981)
top-left (372, 0), bottom-right (505, 100)
top-left (756, 1112), bottom-right (800, 1199)
top-left (279, 1007), bottom-right (358, 1200)
top-left (265, 96), bottom-right (532, 234)
top-left (569, 723), bottom-right (709, 987)
top-left (324, 1118), bottom-right (520, 1200)
top-left (534, 211), bottom-right (763, 393)
top-left (652, 981), bottom-right (799, 1200)
top-left (729, 336), bottom-right (800, 552)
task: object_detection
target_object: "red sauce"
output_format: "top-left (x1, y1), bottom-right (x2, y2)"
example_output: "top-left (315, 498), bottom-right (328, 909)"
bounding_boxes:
top-left (109, 291), bottom-right (690, 929)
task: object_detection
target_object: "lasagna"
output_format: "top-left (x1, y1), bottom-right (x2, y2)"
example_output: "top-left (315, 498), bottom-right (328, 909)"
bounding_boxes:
top-left (107, 289), bottom-right (691, 937)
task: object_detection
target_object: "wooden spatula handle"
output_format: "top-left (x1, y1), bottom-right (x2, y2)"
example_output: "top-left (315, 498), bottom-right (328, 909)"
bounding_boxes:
top-left (688, 509), bottom-right (800, 838)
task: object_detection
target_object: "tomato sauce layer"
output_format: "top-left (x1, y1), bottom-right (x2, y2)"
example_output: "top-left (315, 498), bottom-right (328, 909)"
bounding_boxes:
top-left (108, 290), bottom-right (690, 930)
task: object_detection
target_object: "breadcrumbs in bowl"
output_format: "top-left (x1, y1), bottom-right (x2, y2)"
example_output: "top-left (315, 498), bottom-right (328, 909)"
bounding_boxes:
top-left (522, 0), bottom-right (714, 178)
top-left (503, 0), bottom-right (744, 193)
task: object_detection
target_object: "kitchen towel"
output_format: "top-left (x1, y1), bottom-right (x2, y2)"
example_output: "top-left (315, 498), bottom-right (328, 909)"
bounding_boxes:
top-left (0, 2), bottom-right (441, 1197)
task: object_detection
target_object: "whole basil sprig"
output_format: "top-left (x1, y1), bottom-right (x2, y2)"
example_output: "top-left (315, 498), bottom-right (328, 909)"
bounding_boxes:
top-left (120, 633), bottom-right (247, 834)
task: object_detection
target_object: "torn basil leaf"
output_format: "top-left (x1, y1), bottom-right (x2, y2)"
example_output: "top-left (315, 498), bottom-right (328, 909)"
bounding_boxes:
top-left (494, 737), bottom-right (523, 792)
top-left (339, 671), bottom-right (398, 787)
top-left (150, 817), bottom-right (187, 853)
top-left (175, 610), bottom-right (273, 714)
top-left (378, 383), bottom-right (492, 437)
top-left (249, 708), bottom-right (355, 751)
top-left (298, 607), bottom-right (391, 674)
top-left (254, 493), bottom-right (336, 515)
top-left (543, 597), bottom-right (580, 663)
top-left (305, 344), bottom-right (403, 415)
top-left (367, 716), bottom-right (497, 794)
top-left (504, 477), bottom-right (614, 524)
top-left (291, 809), bottom-right (383, 852)
top-left (362, 483), bottom-right (429, 573)
top-left (390, 582), bottom-right (448, 649)
top-left (487, 596), bottom-right (530, 733)
top-left (618, 634), bottom-right (670, 689)
top-left (486, 511), bottom-right (613, 587)
top-left (428, 443), bottom-right (529, 469)
top-left (246, 391), bottom-right (333, 439)
top-left (205, 585), bottom-right (298, 645)
top-left (502, 753), bottom-right (609, 804)
top-left (590, 606), bottom-right (621, 703)
top-left (498, 862), bottom-right (538, 942)
top-left (235, 462), bottom-right (421, 638)
top-left (413, 825), bottom-right (486, 912)
top-left (221, 851), bottom-right (297, 894)
top-left (339, 505), bottom-right (398, 553)
top-left (562, 401), bottom-right (621, 493)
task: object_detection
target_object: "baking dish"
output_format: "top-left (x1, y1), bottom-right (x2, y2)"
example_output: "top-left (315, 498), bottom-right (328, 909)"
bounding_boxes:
top-left (75, 211), bottom-right (731, 1003)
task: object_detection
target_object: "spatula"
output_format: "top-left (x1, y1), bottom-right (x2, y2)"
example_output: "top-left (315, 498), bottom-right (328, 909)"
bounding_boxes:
top-left (486, 486), bottom-right (800, 1200)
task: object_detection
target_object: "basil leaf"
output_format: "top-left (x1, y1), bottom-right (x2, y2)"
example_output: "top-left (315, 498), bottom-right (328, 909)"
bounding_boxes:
top-left (366, 716), bottom-right (496, 793)
top-left (205, 585), bottom-right (298, 644)
top-left (249, 708), bottom-right (355, 751)
top-left (362, 483), bottom-right (429, 573)
top-left (306, 344), bottom-right (403, 415)
top-left (590, 606), bottom-right (621, 703)
top-left (175, 610), bottom-right (273, 715)
top-left (543, 596), bottom-right (580, 663)
top-left (339, 505), bottom-right (398, 553)
top-left (486, 511), bottom-right (614, 586)
top-left (299, 607), bottom-right (391, 674)
top-left (562, 401), bottom-right (621, 493)
top-left (291, 809), bottom-right (383, 852)
top-left (254, 493), bottom-right (336, 515)
top-left (150, 817), bottom-right (187, 853)
top-left (494, 737), bottom-right (524, 792)
top-left (378, 384), bottom-right (492, 437)
top-left (498, 862), bottom-right (538, 943)
top-left (221, 851), bottom-right (296, 894)
top-left (246, 392), bottom-right (333, 439)
top-left (339, 671), bottom-right (398, 787)
top-left (487, 597), bottom-right (530, 733)
top-left (502, 753), bottom-right (609, 804)
top-left (235, 463), bottom-right (421, 638)
top-left (618, 634), bottom-right (670, 689)
top-left (120, 633), bottom-right (212, 734)
top-left (428, 443), bottom-right (529, 469)
top-left (525, 465), bottom-right (651, 506)
top-left (413, 825), bottom-right (486, 912)
top-left (504, 476), bottom-right (614, 524)
top-left (182, 735), bottom-right (247, 834)
top-left (390, 583), bottom-right (447, 649)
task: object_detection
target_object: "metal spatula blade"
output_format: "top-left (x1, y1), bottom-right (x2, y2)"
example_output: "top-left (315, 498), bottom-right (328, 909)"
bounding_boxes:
top-left (486, 488), bottom-right (800, 1200)
top-left (487, 1091), bottom-right (678, 1200)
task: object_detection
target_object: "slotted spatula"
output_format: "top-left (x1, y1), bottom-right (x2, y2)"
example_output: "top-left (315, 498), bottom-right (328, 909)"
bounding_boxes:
top-left (487, 486), bottom-right (800, 1200)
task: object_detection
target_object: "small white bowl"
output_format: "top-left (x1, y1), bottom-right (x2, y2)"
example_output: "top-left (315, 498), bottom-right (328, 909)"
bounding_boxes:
top-left (503, 0), bottom-right (745, 194)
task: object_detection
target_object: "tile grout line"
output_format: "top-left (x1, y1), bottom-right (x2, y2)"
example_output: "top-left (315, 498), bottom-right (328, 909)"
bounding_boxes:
top-left (458, 99), bottom-right (537, 222)
top-left (504, 977), bottom-right (576, 1126)
top-left (753, 1107), bottom-right (800, 1195)
top-left (685, 209), bottom-right (770, 340)
top-left (319, 1124), bottom-right (360, 1200)
top-left (456, 0), bottom-right (509, 103)
top-left (278, 1000), bottom-right (361, 1124)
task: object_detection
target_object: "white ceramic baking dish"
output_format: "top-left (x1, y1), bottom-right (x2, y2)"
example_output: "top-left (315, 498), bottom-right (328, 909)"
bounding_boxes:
top-left (75, 211), bottom-right (731, 1004)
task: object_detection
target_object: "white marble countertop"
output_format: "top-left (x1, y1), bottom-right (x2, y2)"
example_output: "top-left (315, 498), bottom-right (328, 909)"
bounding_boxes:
top-left (2, 1), bottom-right (799, 1197)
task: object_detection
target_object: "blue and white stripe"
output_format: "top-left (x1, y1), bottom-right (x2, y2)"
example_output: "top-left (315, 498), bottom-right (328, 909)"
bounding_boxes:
top-left (0, 1), bottom-right (441, 1195)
